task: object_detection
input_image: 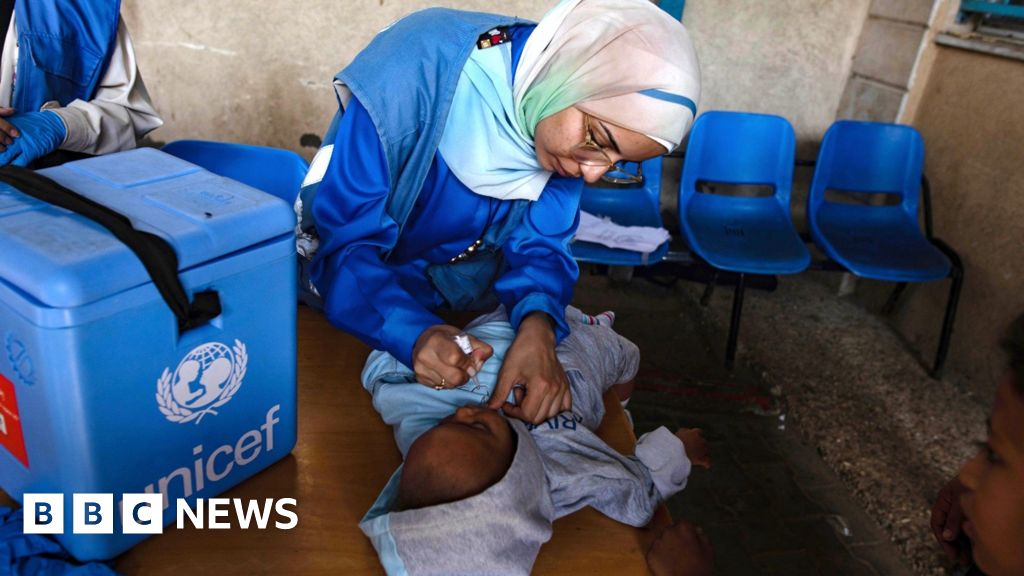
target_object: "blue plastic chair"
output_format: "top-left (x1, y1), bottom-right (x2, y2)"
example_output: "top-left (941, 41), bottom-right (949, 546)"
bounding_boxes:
top-left (679, 111), bottom-right (810, 368)
top-left (570, 156), bottom-right (669, 266)
top-left (808, 120), bottom-right (962, 377)
top-left (162, 140), bottom-right (309, 204)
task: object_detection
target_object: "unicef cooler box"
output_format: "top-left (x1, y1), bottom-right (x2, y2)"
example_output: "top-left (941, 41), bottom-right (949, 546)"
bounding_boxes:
top-left (0, 148), bottom-right (297, 560)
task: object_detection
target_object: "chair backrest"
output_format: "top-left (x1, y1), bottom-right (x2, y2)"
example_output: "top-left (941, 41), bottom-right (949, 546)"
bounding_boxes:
top-left (808, 120), bottom-right (924, 222)
top-left (579, 155), bottom-right (663, 227)
top-left (162, 140), bottom-right (309, 204)
top-left (679, 110), bottom-right (796, 215)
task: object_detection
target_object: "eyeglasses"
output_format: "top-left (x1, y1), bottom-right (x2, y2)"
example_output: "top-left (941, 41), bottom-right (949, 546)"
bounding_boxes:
top-left (570, 114), bottom-right (644, 185)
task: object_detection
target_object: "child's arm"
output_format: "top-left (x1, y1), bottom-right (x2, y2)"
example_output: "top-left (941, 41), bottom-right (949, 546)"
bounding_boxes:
top-left (676, 428), bottom-right (711, 469)
top-left (634, 427), bottom-right (700, 502)
top-left (531, 421), bottom-right (697, 527)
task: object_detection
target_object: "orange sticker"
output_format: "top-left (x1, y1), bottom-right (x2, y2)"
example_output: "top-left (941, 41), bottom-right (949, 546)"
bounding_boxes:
top-left (0, 373), bottom-right (28, 468)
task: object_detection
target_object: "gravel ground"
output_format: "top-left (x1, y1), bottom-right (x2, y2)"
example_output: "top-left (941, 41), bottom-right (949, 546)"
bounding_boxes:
top-left (690, 272), bottom-right (988, 575)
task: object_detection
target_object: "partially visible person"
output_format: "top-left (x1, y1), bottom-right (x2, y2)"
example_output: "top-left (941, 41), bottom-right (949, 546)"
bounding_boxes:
top-left (930, 313), bottom-right (1024, 576)
top-left (646, 518), bottom-right (715, 576)
top-left (358, 306), bottom-right (710, 574)
top-left (0, 0), bottom-right (162, 168)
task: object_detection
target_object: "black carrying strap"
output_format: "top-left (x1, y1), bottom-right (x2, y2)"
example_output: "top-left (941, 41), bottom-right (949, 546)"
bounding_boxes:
top-left (0, 165), bottom-right (221, 332)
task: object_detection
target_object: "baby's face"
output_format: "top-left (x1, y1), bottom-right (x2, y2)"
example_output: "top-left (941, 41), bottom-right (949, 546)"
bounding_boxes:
top-left (431, 405), bottom-right (515, 466)
top-left (398, 406), bottom-right (516, 509)
top-left (958, 373), bottom-right (1024, 576)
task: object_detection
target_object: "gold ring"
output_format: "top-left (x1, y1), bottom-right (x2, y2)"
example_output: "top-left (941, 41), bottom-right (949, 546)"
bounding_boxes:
top-left (434, 377), bottom-right (446, 391)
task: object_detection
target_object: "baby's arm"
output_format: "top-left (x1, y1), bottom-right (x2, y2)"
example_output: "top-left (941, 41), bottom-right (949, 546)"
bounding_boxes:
top-left (628, 427), bottom-right (710, 509)
top-left (676, 428), bottom-right (711, 469)
top-left (532, 422), bottom-right (695, 527)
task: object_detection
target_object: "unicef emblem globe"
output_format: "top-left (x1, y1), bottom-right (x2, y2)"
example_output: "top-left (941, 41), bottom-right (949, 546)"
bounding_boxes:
top-left (173, 342), bottom-right (233, 409)
top-left (157, 339), bottom-right (248, 424)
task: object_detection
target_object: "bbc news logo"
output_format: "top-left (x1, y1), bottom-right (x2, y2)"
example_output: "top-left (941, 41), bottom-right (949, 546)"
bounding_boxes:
top-left (24, 494), bottom-right (298, 534)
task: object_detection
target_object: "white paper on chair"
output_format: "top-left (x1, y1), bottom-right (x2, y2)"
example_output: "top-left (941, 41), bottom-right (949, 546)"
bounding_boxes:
top-left (573, 211), bottom-right (670, 253)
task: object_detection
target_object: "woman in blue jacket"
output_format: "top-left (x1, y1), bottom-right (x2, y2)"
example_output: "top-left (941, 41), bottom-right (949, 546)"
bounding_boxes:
top-left (299, 0), bottom-right (700, 424)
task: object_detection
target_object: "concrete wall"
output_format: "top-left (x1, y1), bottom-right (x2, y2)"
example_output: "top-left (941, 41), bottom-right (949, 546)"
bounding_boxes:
top-left (121, 0), bottom-right (872, 159)
top-left (893, 46), bottom-right (1024, 398)
top-left (836, 0), bottom-right (938, 124)
top-left (683, 0), bottom-right (870, 152)
top-left (663, 0), bottom-right (872, 214)
top-left (121, 0), bottom-right (555, 156)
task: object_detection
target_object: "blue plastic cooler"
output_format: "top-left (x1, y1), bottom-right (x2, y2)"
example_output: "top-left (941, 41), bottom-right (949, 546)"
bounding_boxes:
top-left (0, 148), bottom-right (298, 560)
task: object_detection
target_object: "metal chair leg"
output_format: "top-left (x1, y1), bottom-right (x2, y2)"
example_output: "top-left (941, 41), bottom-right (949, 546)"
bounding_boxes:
top-left (882, 282), bottom-right (908, 316)
top-left (931, 261), bottom-right (963, 379)
top-left (928, 238), bottom-right (965, 379)
top-left (700, 271), bottom-right (718, 307)
top-left (725, 273), bottom-right (746, 370)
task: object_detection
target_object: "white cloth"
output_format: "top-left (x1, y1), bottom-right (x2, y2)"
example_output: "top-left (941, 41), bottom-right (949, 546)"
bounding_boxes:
top-left (574, 210), bottom-right (670, 253)
top-left (0, 16), bottom-right (163, 155)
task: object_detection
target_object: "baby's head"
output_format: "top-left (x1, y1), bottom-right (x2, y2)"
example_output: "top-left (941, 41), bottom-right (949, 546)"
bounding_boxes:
top-left (365, 406), bottom-right (552, 575)
top-left (397, 405), bottom-right (516, 510)
top-left (957, 314), bottom-right (1024, 576)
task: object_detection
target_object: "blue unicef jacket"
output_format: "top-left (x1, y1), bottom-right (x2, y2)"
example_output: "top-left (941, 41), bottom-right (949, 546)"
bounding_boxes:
top-left (300, 10), bottom-right (582, 366)
top-left (12, 0), bottom-right (121, 113)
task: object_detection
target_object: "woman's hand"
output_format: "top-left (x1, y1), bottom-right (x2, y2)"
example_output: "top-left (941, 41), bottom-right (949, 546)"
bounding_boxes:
top-left (488, 312), bottom-right (571, 423)
top-left (0, 107), bottom-right (18, 151)
top-left (412, 324), bottom-right (492, 389)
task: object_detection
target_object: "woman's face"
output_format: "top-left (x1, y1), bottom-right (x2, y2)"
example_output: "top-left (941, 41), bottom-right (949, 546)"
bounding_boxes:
top-left (533, 106), bottom-right (666, 184)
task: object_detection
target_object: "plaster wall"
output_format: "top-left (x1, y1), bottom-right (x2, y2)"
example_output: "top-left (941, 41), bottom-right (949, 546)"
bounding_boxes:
top-left (682, 0), bottom-right (870, 150)
top-left (898, 46), bottom-right (1024, 398)
top-left (120, 0), bottom-right (556, 155)
top-left (120, 0), bottom-right (871, 158)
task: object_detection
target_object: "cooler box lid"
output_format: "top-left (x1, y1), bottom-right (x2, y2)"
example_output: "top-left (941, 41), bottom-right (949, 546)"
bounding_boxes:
top-left (0, 148), bottom-right (295, 308)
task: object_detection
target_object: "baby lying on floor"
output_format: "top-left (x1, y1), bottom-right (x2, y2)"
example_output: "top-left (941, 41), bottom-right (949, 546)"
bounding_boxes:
top-left (359, 306), bottom-right (709, 575)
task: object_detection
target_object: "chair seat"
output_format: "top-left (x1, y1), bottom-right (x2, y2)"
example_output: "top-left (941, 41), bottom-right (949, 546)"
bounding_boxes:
top-left (684, 198), bottom-right (810, 274)
top-left (570, 239), bottom-right (669, 266)
top-left (815, 204), bottom-right (951, 281)
top-left (572, 157), bottom-right (665, 267)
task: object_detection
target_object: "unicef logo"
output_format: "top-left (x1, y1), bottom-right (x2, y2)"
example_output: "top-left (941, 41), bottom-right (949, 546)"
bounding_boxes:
top-left (156, 340), bottom-right (248, 424)
top-left (5, 333), bottom-right (34, 386)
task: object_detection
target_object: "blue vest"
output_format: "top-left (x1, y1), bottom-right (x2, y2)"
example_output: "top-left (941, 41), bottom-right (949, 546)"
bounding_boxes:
top-left (302, 8), bottom-right (537, 310)
top-left (335, 7), bottom-right (528, 238)
top-left (12, 0), bottom-right (121, 113)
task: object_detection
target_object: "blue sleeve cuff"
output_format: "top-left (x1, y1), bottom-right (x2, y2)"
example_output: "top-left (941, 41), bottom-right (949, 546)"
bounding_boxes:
top-left (381, 307), bottom-right (443, 370)
top-left (508, 292), bottom-right (570, 344)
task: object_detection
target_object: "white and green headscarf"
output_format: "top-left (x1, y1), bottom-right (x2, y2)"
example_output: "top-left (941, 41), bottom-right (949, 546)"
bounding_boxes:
top-left (437, 0), bottom-right (701, 201)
